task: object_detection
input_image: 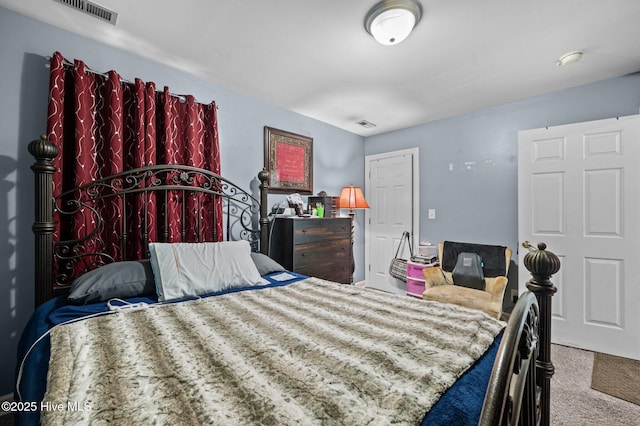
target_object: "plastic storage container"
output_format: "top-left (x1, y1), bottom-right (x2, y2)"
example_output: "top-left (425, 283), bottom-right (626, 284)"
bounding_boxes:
top-left (406, 260), bottom-right (435, 298)
top-left (406, 278), bottom-right (425, 298)
top-left (406, 261), bottom-right (427, 279)
top-left (417, 244), bottom-right (438, 260)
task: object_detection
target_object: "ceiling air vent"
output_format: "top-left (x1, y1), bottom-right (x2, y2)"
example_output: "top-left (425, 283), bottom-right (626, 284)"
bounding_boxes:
top-left (356, 120), bottom-right (376, 129)
top-left (53, 0), bottom-right (118, 25)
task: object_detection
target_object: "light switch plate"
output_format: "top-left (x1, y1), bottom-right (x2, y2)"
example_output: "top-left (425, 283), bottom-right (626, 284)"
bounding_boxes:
top-left (428, 209), bottom-right (436, 219)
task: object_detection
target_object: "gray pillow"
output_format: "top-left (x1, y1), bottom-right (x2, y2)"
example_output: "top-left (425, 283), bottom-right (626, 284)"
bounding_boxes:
top-left (67, 260), bottom-right (156, 304)
top-left (250, 252), bottom-right (285, 275)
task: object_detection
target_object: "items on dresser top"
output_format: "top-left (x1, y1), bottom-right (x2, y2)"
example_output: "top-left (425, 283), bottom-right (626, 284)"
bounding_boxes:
top-left (308, 195), bottom-right (340, 217)
top-left (269, 217), bottom-right (352, 284)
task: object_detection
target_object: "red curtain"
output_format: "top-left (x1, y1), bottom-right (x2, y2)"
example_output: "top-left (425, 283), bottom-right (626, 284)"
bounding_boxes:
top-left (46, 51), bottom-right (223, 274)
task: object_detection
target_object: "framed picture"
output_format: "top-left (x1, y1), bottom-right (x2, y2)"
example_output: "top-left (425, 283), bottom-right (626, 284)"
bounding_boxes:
top-left (264, 126), bottom-right (313, 194)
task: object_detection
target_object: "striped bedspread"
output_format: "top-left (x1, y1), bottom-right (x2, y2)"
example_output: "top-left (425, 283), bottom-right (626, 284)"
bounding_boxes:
top-left (43, 278), bottom-right (504, 425)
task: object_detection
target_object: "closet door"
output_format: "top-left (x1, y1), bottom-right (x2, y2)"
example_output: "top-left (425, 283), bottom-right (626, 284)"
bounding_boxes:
top-left (518, 115), bottom-right (640, 360)
top-left (365, 149), bottom-right (418, 294)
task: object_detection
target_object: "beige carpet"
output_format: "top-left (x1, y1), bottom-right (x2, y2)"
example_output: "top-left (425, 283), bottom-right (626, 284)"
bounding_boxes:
top-left (591, 352), bottom-right (640, 406)
top-left (551, 344), bottom-right (640, 425)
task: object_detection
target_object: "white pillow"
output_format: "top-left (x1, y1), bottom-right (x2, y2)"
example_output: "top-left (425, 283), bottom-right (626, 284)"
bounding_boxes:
top-left (149, 240), bottom-right (268, 301)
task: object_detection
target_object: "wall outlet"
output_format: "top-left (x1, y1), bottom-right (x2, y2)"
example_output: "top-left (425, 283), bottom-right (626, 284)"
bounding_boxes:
top-left (511, 289), bottom-right (519, 303)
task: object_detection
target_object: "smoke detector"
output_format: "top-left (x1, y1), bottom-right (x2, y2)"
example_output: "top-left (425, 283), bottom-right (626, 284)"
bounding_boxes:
top-left (53, 0), bottom-right (118, 25)
top-left (356, 120), bottom-right (377, 128)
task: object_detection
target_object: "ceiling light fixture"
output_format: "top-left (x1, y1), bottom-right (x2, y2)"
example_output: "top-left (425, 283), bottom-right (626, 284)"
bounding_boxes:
top-left (364, 0), bottom-right (423, 46)
top-left (556, 50), bottom-right (584, 67)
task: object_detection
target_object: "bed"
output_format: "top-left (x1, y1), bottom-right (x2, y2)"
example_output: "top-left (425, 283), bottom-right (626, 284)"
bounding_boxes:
top-left (16, 135), bottom-right (560, 425)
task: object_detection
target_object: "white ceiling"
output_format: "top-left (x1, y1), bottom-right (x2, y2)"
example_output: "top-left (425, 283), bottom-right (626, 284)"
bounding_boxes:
top-left (3, 0), bottom-right (640, 136)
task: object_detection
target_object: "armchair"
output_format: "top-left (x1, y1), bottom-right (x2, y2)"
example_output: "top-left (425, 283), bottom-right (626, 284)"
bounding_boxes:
top-left (422, 242), bottom-right (512, 319)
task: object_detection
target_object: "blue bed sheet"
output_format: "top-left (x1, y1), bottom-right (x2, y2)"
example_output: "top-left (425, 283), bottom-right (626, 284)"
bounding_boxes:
top-left (421, 331), bottom-right (502, 425)
top-left (14, 273), bottom-right (501, 426)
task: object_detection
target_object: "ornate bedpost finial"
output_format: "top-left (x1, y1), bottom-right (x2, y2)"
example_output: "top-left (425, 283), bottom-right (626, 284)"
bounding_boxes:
top-left (258, 168), bottom-right (269, 186)
top-left (522, 241), bottom-right (561, 283)
top-left (522, 241), bottom-right (560, 426)
top-left (28, 134), bottom-right (58, 161)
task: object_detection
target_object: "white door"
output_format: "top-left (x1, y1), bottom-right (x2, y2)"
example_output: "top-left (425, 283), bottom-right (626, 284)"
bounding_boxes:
top-left (365, 149), bottom-right (419, 294)
top-left (518, 115), bottom-right (640, 360)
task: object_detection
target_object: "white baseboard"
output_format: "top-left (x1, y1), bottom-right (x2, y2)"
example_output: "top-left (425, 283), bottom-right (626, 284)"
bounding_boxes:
top-left (354, 280), bottom-right (367, 288)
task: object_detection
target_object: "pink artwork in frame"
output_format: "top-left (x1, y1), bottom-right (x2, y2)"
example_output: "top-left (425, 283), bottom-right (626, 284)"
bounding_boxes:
top-left (264, 126), bottom-right (313, 194)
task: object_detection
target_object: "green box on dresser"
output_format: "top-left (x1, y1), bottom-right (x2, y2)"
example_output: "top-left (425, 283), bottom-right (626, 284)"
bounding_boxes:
top-left (307, 196), bottom-right (340, 217)
top-left (269, 217), bottom-right (352, 284)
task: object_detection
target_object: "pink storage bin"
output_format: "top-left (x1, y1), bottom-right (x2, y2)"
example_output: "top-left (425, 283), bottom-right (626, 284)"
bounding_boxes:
top-left (406, 261), bottom-right (427, 280)
top-left (406, 277), bottom-right (425, 298)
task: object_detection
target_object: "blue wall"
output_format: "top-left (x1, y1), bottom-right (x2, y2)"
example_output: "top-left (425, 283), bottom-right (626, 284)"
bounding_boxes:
top-left (365, 73), bottom-right (640, 248)
top-left (365, 72), bottom-right (640, 311)
top-left (0, 7), bottom-right (364, 396)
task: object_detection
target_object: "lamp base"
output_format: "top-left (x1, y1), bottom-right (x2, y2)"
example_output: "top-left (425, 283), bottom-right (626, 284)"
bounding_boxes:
top-left (349, 210), bottom-right (355, 284)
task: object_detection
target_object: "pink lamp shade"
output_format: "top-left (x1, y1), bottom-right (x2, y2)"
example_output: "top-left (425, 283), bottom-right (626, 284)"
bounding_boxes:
top-left (339, 185), bottom-right (369, 210)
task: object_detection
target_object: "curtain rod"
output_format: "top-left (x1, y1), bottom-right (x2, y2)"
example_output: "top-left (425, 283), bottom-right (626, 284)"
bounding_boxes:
top-left (46, 56), bottom-right (219, 109)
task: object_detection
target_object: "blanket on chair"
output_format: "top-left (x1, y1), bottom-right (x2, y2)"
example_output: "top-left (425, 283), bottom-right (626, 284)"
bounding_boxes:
top-left (442, 241), bottom-right (507, 277)
top-left (43, 278), bottom-right (504, 425)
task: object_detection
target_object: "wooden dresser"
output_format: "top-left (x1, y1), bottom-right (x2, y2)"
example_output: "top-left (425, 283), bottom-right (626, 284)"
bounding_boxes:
top-left (269, 217), bottom-right (352, 284)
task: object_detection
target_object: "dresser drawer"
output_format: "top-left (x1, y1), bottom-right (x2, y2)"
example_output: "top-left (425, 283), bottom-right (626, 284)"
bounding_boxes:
top-left (296, 257), bottom-right (351, 284)
top-left (269, 217), bottom-right (353, 283)
top-left (293, 240), bottom-right (351, 268)
top-left (293, 219), bottom-right (350, 243)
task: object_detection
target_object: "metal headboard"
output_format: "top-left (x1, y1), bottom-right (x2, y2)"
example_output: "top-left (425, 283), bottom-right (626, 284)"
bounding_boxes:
top-left (29, 135), bottom-right (270, 306)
